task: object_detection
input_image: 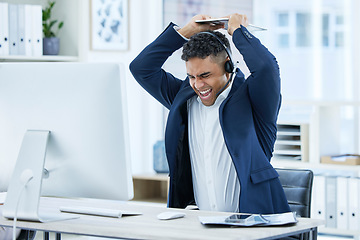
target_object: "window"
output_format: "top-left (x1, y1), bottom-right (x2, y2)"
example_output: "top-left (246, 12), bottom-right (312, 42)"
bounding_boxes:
top-left (276, 12), bottom-right (291, 48)
top-left (322, 14), bottom-right (329, 47)
top-left (335, 32), bottom-right (344, 47)
top-left (278, 13), bottom-right (289, 27)
top-left (256, 1), bottom-right (355, 101)
top-left (296, 13), bottom-right (311, 47)
top-left (334, 14), bottom-right (344, 48)
top-left (278, 34), bottom-right (289, 48)
top-left (275, 11), bottom-right (344, 50)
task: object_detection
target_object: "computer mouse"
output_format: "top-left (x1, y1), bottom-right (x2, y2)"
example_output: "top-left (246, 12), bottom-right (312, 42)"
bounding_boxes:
top-left (157, 211), bottom-right (186, 220)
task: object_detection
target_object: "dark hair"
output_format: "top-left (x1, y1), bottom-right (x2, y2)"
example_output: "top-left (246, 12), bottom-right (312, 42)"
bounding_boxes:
top-left (181, 31), bottom-right (231, 62)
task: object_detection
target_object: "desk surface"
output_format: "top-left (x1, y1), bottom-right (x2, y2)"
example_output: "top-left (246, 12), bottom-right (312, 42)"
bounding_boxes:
top-left (0, 197), bottom-right (324, 240)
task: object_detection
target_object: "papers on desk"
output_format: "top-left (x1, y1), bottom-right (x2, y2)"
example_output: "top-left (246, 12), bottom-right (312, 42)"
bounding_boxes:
top-left (199, 212), bottom-right (297, 227)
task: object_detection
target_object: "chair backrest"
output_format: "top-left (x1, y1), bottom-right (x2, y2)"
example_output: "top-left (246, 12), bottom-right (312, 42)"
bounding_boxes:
top-left (276, 168), bottom-right (314, 218)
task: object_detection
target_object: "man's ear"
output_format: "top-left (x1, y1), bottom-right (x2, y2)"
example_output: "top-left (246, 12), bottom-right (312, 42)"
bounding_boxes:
top-left (225, 71), bottom-right (231, 80)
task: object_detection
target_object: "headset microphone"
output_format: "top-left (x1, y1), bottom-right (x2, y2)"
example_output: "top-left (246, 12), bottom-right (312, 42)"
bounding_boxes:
top-left (215, 68), bottom-right (236, 97)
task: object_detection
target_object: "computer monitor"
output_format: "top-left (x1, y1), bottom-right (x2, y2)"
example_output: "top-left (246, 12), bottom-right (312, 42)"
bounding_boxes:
top-left (0, 63), bottom-right (133, 215)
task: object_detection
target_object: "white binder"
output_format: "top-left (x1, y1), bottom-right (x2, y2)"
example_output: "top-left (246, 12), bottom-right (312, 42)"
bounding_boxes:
top-left (24, 5), bottom-right (33, 56)
top-left (8, 4), bottom-right (19, 55)
top-left (17, 4), bottom-right (26, 55)
top-left (2, 2), bottom-right (9, 56)
top-left (31, 5), bottom-right (42, 56)
top-left (0, 3), bottom-right (4, 55)
top-left (325, 176), bottom-right (337, 228)
top-left (311, 175), bottom-right (326, 221)
top-left (348, 177), bottom-right (360, 230)
top-left (336, 176), bottom-right (349, 230)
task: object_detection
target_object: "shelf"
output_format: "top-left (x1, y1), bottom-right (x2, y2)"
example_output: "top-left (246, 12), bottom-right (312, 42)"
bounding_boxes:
top-left (0, 55), bottom-right (78, 62)
top-left (132, 173), bottom-right (169, 203)
top-left (277, 131), bottom-right (301, 136)
top-left (275, 123), bottom-right (308, 162)
top-left (274, 149), bottom-right (302, 155)
top-left (319, 226), bottom-right (360, 238)
top-left (283, 99), bottom-right (360, 106)
top-left (273, 155), bottom-right (302, 161)
top-left (272, 159), bottom-right (360, 176)
top-left (133, 173), bottom-right (169, 181)
top-left (0, 0), bottom-right (82, 62)
top-left (275, 140), bottom-right (301, 145)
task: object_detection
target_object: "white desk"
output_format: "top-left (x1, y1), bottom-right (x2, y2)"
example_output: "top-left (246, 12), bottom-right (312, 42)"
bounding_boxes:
top-left (0, 197), bottom-right (324, 240)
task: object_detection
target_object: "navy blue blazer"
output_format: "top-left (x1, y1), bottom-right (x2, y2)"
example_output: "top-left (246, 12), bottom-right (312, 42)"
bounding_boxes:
top-left (130, 23), bottom-right (290, 214)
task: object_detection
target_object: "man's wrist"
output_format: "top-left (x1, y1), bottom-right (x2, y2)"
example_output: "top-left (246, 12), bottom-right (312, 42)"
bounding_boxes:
top-left (173, 26), bottom-right (189, 40)
top-left (177, 25), bottom-right (196, 39)
top-left (228, 24), bottom-right (241, 36)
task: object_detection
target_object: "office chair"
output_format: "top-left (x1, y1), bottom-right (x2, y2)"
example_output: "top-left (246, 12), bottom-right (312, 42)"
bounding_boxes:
top-left (17, 230), bottom-right (36, 240)
top-left (276, 168), bottom-right (314, 240)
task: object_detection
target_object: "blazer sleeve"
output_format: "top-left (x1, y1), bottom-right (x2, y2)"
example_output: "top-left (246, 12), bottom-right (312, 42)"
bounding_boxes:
top-left (232, 27), bottom-right (281, 123)
top-left (129, 23), bottom-right (187, 110)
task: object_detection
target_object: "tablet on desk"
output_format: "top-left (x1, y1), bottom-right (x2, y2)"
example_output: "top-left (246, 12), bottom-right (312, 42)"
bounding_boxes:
top-left (225, 214), bottom-right (269, 225)
top-left (199, 212), bottom-right (297, 227)
top-left (195, 18), bottom-right (267, 31)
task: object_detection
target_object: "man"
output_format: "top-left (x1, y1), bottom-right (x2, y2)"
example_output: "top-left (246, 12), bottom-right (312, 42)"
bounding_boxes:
top-left (130, 13), bottom-right (290, 214)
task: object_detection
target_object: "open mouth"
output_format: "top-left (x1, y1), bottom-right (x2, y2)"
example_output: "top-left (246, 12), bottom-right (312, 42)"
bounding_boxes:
top-left (199, 88), bottom-right (212, 98)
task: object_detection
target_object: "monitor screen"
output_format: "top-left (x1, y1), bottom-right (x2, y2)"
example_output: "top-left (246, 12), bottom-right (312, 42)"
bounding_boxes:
top-left (0, 62), bottom-right (133, 201)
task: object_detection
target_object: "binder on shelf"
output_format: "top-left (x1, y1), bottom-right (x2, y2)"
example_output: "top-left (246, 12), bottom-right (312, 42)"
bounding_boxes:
top-left (8, 4), bottom-right (19, 55)
top-left (31, 5), bottom-right (42, 56)
top-left (336, 176), bottom-right (349, 230)
top-left (24, 4), bottom-right (33, 56)
top-left (311, 175), bottom-right (326, 221)
top-left (348, 177), bottom-right (360, 230)
top-left (1, 2), bottom-right (9, 56)
top-left (17, 4), bottom-right (25, 55)
top-left (325, 176), bottom-right (337, 228)
top-left (0, 3), bottom-right (4, 55)
top-left (0, 3), bottom-right (3, 55)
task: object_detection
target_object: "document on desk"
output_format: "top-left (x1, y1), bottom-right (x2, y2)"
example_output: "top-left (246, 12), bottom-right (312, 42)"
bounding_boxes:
top-left (199, 212), bottom-right (297, 227)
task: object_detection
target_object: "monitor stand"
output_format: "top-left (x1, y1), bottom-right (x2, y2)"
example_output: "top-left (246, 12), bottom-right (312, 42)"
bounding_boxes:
top-left (2, 130), bottom-right (75, 222)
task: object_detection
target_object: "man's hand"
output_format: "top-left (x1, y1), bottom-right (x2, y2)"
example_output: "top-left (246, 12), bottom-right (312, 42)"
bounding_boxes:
top-left (178, 15), bottom-right (225, 39)
top-left (227, 13), bottom-right (249, 36)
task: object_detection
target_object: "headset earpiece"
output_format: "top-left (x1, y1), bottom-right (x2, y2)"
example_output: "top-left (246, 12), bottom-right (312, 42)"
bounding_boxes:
top-left (224, 60), bottom-right (234, 73)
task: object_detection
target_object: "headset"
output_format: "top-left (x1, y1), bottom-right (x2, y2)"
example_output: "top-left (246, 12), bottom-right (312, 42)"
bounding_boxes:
top-left (198, 31), bottom-right (236, 96)
top-left (199, 31), bottom-right (234, 73)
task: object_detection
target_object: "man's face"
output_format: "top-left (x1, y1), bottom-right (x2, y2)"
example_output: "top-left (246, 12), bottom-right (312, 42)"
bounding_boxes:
top-left (186, 56), bottom-right (229, 106)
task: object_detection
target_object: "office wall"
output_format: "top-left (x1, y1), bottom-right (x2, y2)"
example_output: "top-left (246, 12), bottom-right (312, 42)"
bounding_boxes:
top-left (75, 0), bottom-right (257, 174)
top-left (78, 0), bottom-right (165, 174)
